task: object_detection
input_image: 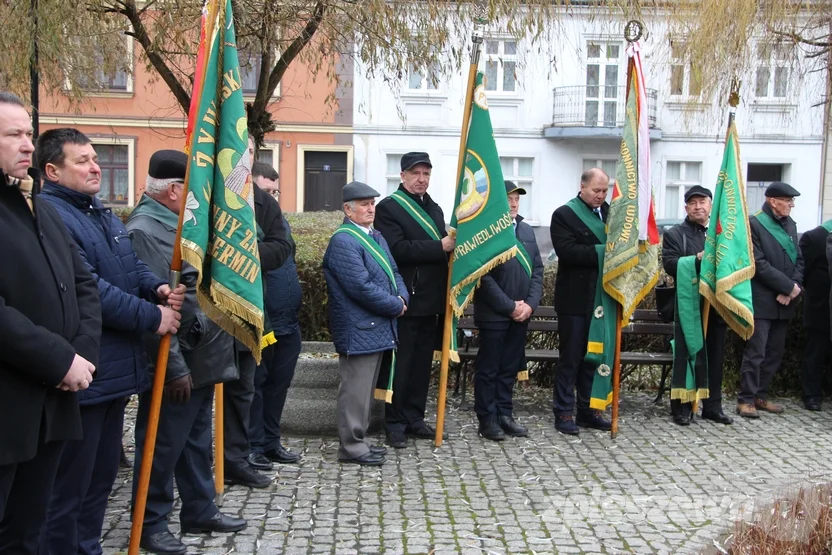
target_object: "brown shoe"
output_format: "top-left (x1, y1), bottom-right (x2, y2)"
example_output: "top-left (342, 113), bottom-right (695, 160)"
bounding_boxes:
top-left (754, 398), bottom-right (784, 414)
top-left (736, 403), bottom-right (760, 418)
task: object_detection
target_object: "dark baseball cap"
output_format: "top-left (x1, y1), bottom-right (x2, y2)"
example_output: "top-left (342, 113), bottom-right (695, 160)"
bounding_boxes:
top-left (400, 152), bottom-right (433, 172)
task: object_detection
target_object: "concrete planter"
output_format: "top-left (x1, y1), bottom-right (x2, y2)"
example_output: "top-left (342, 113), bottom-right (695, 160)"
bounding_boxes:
top-left (280, 341), bottom-right (385, 437)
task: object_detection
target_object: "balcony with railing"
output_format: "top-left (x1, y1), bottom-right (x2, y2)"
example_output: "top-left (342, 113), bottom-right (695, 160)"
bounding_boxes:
top-left (544, 85), bottom-right (662, 140)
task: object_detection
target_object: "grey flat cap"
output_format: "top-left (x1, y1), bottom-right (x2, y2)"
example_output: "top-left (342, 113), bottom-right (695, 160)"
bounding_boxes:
top-left (765, 181), bottom-right (800, 198)
top-left (343, 181), bottom-right (380, 202)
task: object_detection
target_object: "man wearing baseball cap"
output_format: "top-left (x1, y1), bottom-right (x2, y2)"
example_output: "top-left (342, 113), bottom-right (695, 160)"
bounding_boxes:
top-left (374, 152), bottom-right (454, 448)
top-left (736, 181), bottom-right (803, 418)
top-left (662, 185), bottom-right (732, 426)
top-left (472, 181), bottom-right (543, 440)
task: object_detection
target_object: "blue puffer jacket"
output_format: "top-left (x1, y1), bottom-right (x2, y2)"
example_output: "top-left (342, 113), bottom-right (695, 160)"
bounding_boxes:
top-left (39, 182), bottom-right (162, 405)
top-left (323, 220), bottom-right (408, 355)
top-left (265, 218), bottom-right (302, 336)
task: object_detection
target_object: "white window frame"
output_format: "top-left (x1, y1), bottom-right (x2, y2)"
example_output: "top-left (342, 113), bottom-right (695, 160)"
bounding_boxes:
top-left (583, 39), bottom-right (624, 127)
top-left (405, 61), bottom-right (443, 94)
top-left (384, 153), bottom-right (406, 197)
top-left (481, 37), bottom-right (520, 95)
top-left (239, 50), bottom-right (282, 100)
top-left (500, 155), bottom-right (536, 224)
top-left (668, 41), bottom-right (702, 99)
top-left (663, 160), bottom-right (704, 219)
top-left (89, 136), bottom-right (136, 207)
top-left (754, 42), bottom-right (791, 101)
top-left (66, 37), bottom-right (134, 96)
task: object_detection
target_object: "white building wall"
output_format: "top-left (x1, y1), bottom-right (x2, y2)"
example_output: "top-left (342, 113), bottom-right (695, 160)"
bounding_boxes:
top-left (351, 17), bottom-right (827, 232)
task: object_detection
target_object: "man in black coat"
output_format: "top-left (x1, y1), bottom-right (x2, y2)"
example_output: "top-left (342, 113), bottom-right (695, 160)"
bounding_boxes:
top-left (799, 221), bottom-right (831, 411)
top-left (375, 152), bottom-right (454, 448)
top-left (661, 186), bottom-right (733, 426)
top-left (737, 182), bottom-right (804, 418)
top-left (473, 181), bottom-right (544, 441)
top-left (549, 168), bottom-right (612, 435)
top-left (0, 92), bottom-right (102, 554)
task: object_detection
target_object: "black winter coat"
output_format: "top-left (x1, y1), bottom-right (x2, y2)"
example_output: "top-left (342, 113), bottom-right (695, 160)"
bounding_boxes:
top-left (550, 195), bottom-right (609, 316)
top-left (0, 182), bottom-right (101, 465)
top-left (474, 216), bottom-right (544, 328)
top-left (264, 217), bottom-right (302, 336)
top-left (253, 185), bottom-right (291, 273)
top-left (661, 217), bottom-right (706, 280)
top-left (375, 185), bottom-right (449, 317)
top-left (749, 203), bottom-right (804, 320)
top-left (799, 225), bottom-right (830, 332)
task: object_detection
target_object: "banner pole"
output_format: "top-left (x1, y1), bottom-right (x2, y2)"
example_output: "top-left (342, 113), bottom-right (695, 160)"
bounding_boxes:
top-left (610, 306), bottom-right (623, 439)
top-left (434, 27), bottom-right (484, 448)
top-left (214, 384), bottom-right (225, 505)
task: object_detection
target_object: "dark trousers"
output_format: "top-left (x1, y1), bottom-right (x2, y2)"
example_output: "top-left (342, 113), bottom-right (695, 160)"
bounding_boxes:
top-left (250, 328), bottom-right (301, 453)
top-left (553, 314), bottom-right (595, 416)
top-left (338, 353), bottom-right (383, 459)
top-left (702, 316), bottom-right (728, 413)
top-left (474, 323), bottom-right (527, 422)
top-left (224, 349), bottom-right (257, 464)
top-left (0, 435), bottom-right (65, 555)
top-left (132, 386), bottom-right (217, 534)
top-left (738, 318), bottom-right (788, 404)
top-left (801, 328), bottom-right (830, 404)
top-left (42, 398), bottom-right (126, 555)
top-left (385, 315), bottom-right (438, 433)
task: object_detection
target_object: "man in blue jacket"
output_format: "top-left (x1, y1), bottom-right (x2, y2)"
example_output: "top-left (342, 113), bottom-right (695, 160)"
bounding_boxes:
top-left (248, 162), bottom-right (303, 468)
top-left (473, 181), bottom-right (544, 441)
top-left (323, 181), bottom-right (408, 466)
top-left (36, 129), bottom-right (185, 555)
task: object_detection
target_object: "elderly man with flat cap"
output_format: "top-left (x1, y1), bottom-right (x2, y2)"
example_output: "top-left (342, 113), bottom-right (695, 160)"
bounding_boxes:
top-left (374, 152), bottom-right (454, 448)
top-left (736, 181), bottom-right (804, 418)
top-left (662, 185), bottom-right (732, 426)
top-left (472, 181), bottom-right (544, 440)
top-left (324, 181), bottom-right (408, 466)
top-left (126, 150), bottom-right (246, 555)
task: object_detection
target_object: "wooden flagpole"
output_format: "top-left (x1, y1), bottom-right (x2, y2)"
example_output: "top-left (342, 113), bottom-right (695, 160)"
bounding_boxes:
top-left (611, 307), bottom-right (623, 438)
top-left (434, 25), bottom-right (484, 448)
top-left (214, 384), bottom-right (225, 504)
top-left (128, 2), bottom-right (218, 551)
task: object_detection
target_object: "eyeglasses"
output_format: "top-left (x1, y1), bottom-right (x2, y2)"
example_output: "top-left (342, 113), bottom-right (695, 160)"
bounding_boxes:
top-left (773, 197), bottom-right (795, 205)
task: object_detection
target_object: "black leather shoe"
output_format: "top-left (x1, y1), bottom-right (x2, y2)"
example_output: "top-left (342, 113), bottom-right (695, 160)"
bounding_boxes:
top-left (246, 452), bottom-right (274, 470)
top-left (478, 420), bottom-right (505, 441)
top-left (370, 445), bottom-right (387, 455)
top-left (181, 511), bottom-right (247, 534)
top-left (386, 430), bottom-right (407, 449)
top-left (339, 451), bottom-right (385, 466)
top-left (555, 415), bottom-right (579, 435)
top-left (701, 410), bottom-right (734, 425)
top-left (139, 530), bottom-right (187, 555)
top-left (498, 415), bottom-right (528, 437)
top-left (263, 444), bottom-right (301, 464)
top-left (673, 413), bottom-right (691, 426)
top-left (406, 423), bottom-right (437, 440)
top-left (805, 401), bottom-right (822, 412)
top-left (576, 410), bottom-right (612, 431)
top-left (224, 461), bottom-right (272, 489)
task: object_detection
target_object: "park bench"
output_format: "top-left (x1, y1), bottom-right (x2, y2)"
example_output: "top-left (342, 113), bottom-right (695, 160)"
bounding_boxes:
top-left (452, 306), bottom-right (677, 407)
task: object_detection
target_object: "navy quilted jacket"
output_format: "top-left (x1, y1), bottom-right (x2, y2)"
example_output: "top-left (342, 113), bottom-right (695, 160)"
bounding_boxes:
top-left (39, 182), bottom-right (162, 405)
top-left (265, 217), bottom-right (302, 336)
top-left (323, 220), bottom-right (409, 355)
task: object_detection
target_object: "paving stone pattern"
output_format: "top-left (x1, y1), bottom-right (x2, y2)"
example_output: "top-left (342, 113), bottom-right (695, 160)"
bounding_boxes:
top-left (103, 390), bottom-right (832, 554)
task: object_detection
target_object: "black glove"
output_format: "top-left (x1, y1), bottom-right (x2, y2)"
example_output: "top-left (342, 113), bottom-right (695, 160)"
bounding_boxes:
top-left (165, 374), bottom-right (193, 404)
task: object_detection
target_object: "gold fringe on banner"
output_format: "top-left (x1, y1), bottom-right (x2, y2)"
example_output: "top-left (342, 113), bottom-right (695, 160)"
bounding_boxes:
top-left (374, 388), bottom-right (393, 403)
top-left (670, 388), bottom-right (710, 404)
top-left (517, 370), bottom-right (529, 381)
top-left (449, 246), bottom-right (518, 317)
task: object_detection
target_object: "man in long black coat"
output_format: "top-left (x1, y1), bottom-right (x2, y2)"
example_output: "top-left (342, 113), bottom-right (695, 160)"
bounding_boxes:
top-left (799, 220), bottom-right (832, 411)
top-left (549, 168), bottom-right (612, 435)
top-left (737, 182), bottom-right (804, 418)
top-left (0, 92), bottom-right (101, 554)
top-left (374, 152), bottom-right (454, 448)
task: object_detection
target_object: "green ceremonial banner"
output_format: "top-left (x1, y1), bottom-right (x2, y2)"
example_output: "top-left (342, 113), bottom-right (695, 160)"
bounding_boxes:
top-left (698, 120), bottom-right (755, 339)
top-left (181, 0), bottom-right (264, 359)
top-left (449, 72), bottom-right (517, 315)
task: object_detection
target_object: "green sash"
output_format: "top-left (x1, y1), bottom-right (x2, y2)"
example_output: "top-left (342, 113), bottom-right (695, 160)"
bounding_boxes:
top-left (670, 256), bottom-right (709, 403)
top-left (588, 244), bottom-right (617, 410)
top-left (566, 196), bottom-right (606, 243)
top-left (755, 210), bottom-right (797, 263)
top-left (390, 190), bottom-right (442, 240)
top-left (333, 223), bottom-right (398, 402)
top-left (822, 219), bottom-right (832, 233)
top-left (515, 238), bottom-right (532, 277)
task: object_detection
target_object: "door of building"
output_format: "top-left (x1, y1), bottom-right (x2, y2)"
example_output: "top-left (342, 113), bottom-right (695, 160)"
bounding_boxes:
top-left (747, 163), bottom-right (786, 212)
top-left (304, 151), bottom-right (348, 212)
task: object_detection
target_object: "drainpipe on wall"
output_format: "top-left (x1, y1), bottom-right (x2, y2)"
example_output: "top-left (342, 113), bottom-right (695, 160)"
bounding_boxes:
top-left (820, 21), bottom-right (832, 224)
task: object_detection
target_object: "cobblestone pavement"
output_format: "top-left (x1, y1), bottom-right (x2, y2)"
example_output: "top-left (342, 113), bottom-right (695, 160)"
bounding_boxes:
top-left (103, 390), bottom-right (832, 554)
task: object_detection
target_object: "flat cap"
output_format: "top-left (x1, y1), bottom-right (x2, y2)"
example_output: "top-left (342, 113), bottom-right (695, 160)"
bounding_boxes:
top-left (149, 150), bottom-right (187, 180)
top-left (505, 180), bottom-right (526, 195)
top-left (400, 152), bottom-right (432, 172)
top-left (683, 185), bottom-right (712, 202)
top-left (765, 181), bottom-right (800, 198)
top-left (343, 181), bottom-right (380, 203)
